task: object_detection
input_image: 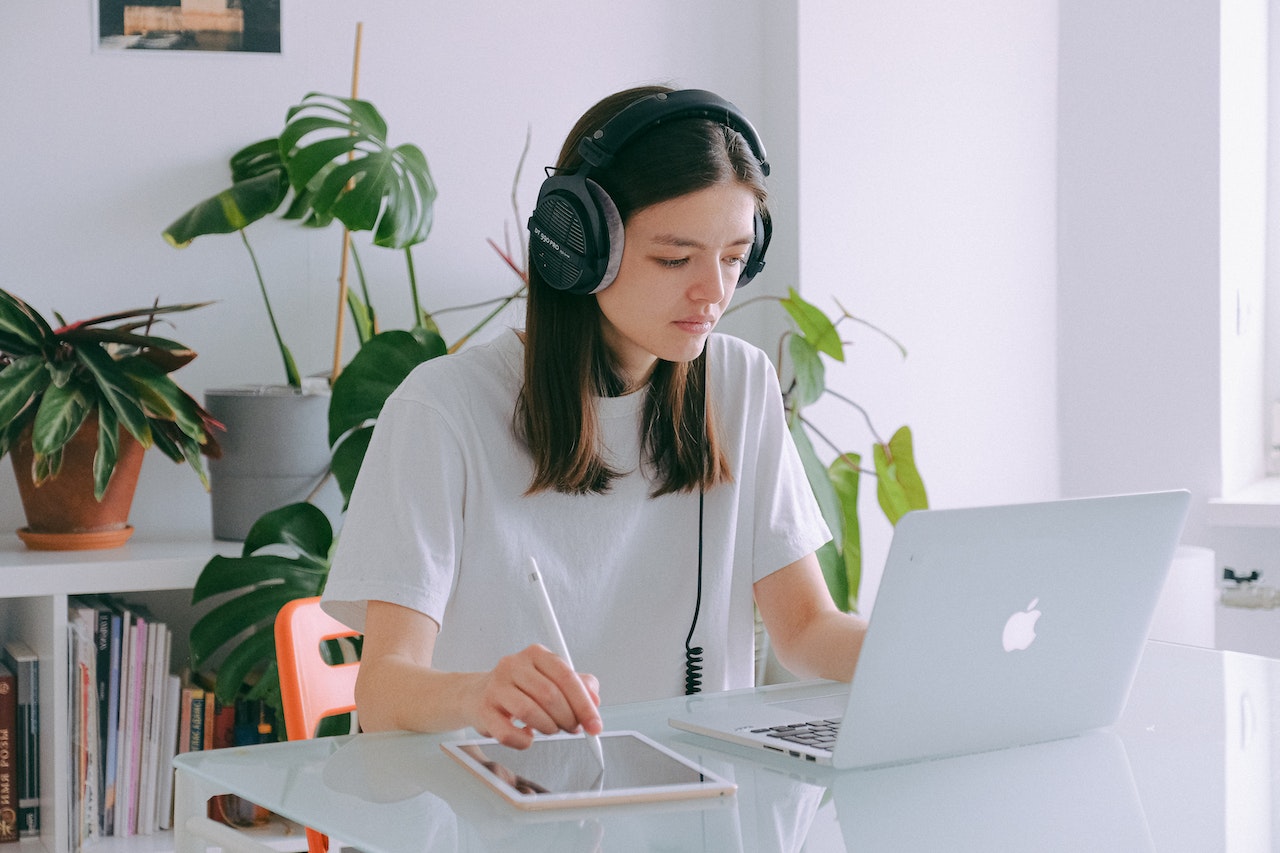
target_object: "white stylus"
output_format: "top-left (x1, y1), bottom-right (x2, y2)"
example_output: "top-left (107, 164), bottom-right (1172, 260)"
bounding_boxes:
top-left (527, 556), bottom-right (605, 769)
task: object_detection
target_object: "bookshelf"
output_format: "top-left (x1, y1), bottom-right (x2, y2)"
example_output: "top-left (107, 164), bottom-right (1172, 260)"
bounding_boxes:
top-left (0, 535), bottom-right (303, 853)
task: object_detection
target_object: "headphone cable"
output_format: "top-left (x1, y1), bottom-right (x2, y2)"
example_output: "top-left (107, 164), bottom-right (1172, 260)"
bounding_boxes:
top-left (684, 486), bottom-right (705, 694)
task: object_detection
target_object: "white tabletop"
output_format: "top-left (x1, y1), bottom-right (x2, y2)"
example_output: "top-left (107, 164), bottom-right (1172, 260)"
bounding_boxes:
top-left (173, 641), bottom-right (1275, 852)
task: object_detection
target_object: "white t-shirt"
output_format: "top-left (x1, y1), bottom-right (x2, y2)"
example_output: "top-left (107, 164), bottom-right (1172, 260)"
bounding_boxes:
top-left (321, 329), bottom-right (829, 704)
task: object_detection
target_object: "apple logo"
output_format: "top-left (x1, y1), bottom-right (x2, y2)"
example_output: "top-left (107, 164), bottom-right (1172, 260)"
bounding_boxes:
top-left (1002, 598), bottom-right (1042, 652)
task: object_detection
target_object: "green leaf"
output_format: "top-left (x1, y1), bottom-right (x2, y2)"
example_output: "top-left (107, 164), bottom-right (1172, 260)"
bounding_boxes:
top-left (0, 357), bottom-right (50, 429)
top-left (210, 626), bottom-right (278, 706)
top-left (280, 93), bottom-right (437, 250)
top-left (191, 553), bottom-right (328, 604)
top-left (787, 334), bottom-right (825, 409)
top-left (190, 584), bottom-right (313, 668)
top-left (330, 425), bottom-right (372, 509)
top-left (815, 541), bottom-right (847, 614)
top-left (345, 289), bottom-right (375, 346)
top-left (874, 426), bottom-right (928, 525)
top-left (829, 453), bottom-right (862, 612)
top-left (31, 381), bottom-right (90, 456)
top-left (72, 345), bottom-right (152, 448)
top-left (163, 167), bottom-right (289, 246)
top-left (789, 419), bottom-right (843, 547)
top-left (120, 358), bottom-right (208, 445)
top-left (328, 329), bottom-right (445, 446)
top-left (242, 501), bottom-right (334, 561)
top-left (781, 288), bottom-right (844, 361)
top-left (0, 289), bottom-right (54, 352)
top-left (92, 405), bottom-right (120, 500)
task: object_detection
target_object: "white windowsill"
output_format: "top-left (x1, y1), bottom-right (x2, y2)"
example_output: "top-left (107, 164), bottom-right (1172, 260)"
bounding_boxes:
top-left (1208, 478), bottom-right (1280, 527)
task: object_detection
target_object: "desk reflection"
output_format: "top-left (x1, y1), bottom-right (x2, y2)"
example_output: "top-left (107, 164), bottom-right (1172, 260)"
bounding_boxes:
top-left (317, 731), bottom-right (825, 852)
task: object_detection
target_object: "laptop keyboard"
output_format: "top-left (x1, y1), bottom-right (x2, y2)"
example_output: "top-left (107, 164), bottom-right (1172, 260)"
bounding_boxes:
top-left (754, 718), bottom-right (843, 751)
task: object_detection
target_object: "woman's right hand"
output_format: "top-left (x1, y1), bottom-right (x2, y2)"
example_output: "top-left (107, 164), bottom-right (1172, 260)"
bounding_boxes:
top-left (467, 644), bottom-right (602, 749)
top-left (356, 601), bottom-right (603, 745)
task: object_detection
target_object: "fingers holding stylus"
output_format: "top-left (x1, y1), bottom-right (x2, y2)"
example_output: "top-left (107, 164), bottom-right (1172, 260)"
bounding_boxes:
top-left (473, 644), bottom-right (602, 749)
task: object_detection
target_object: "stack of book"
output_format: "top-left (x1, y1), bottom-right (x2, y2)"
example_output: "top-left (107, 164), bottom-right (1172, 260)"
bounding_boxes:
top-left (63, 596), bottom-right (279, 850)
top-left (67, 596), bottom-right (182, 848)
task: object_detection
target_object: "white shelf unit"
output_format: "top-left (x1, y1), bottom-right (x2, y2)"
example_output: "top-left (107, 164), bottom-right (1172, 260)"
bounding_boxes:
top-left (0, 535), bottom-right (302, 853)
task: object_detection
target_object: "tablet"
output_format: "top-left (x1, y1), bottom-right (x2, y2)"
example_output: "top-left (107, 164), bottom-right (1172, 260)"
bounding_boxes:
top-left (441, 730), bottom-right (736, 811)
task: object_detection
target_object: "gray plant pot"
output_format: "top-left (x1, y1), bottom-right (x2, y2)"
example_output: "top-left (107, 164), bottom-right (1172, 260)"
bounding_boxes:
top-left (205, 383), bottom-right (341, 541)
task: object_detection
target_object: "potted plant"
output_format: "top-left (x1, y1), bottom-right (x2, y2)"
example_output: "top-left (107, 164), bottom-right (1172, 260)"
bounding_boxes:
top-left (0, 289), bottom-right (221, 550)
top-left (163, 91), bottom-right (440, 540)
top-left (760, 287), bottom-right (927, 612)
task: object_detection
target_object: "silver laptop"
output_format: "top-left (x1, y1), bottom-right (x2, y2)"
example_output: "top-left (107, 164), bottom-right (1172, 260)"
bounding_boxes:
top-left (669, 490), bottom-right (1191, 770)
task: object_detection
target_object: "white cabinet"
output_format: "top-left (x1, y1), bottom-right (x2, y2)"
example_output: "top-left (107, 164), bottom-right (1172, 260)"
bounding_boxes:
top-left (0, 535), bottom-right (300, 853)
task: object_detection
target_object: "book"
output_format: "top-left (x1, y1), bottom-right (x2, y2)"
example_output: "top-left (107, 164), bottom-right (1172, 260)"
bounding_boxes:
top-left (138, 621), bottom-right (171, 834)
top-left (0, 642), bottom-right (39, 839)
top-left (187, 688), bottom-right (206, 754)
top-left (112, 604), bottom-right (134, 837)
top-left (122, 612), bottom-right (147, 836)
top-left (71, 595), bottom-right (121, 837)
top-left (156, 674), bottom-right (181, 831)
top-left (68, 604), bottom-right (100, 848)
top-left (0, 661), bottom-right (16, 844)
top-left (101, 608), bottom-right (123, 837)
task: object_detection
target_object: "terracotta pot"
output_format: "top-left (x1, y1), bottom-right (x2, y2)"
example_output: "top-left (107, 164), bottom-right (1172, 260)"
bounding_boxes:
top-left (10, 415), bottom-right (145, 550)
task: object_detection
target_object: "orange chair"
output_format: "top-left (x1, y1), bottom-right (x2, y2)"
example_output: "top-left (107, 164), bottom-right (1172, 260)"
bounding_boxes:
top-left (275, 596), bottom-right (361, 853)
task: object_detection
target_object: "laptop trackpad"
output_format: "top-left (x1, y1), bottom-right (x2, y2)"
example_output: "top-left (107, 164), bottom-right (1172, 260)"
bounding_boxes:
top-left (766, 693), bottom-right (847, 720)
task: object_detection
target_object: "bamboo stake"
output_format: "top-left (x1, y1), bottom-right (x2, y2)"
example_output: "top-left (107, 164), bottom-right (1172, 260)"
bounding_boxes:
top-left (331, 21), bottom-right (364, 383)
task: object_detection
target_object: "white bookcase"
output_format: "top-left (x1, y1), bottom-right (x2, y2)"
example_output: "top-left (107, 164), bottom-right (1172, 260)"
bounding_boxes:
top-left (0, 535), bottom-right (302, 853)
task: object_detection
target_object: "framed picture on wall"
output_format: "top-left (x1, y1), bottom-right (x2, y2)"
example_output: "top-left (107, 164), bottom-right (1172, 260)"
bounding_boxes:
top-left (95, 0), bottom-right (282, 54)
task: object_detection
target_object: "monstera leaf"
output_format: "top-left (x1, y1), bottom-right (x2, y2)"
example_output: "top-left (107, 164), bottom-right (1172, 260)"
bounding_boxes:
top-left (189, 502), bottom-right (334, 706)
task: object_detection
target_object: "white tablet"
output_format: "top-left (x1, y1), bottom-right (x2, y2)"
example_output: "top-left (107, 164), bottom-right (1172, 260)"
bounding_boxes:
top-left (441, 730), bottom-right (736, 811)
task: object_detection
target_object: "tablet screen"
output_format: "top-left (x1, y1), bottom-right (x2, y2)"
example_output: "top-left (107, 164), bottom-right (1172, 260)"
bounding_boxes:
top-left (441, 731), bottom-right (735, 809)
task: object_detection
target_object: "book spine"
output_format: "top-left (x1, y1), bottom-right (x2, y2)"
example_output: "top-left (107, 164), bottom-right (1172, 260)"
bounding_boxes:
top-left (1, 642), bottom-right (39, 839)
top-left (124, 616), bottom-right (147, 836)
top-left (92, 604), bottom-right (111, 836)
top-left (188, 690), bottom-right (206, 753)
top-left (0, 663), bottom-right (17, 844)
top-left (102, 611), bottom-right (122, 837)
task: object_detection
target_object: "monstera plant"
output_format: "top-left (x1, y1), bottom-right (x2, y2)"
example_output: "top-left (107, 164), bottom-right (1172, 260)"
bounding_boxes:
top-left (164, 92), bottom-right (439, 387)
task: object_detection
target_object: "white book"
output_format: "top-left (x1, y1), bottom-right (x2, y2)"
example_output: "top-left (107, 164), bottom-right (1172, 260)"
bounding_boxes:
top-left (122, 613), bottom-right (147, 836)
top-left (137, 620), bottom-right (163, 834)
top-left (156, 673), bottom-right (182, 831)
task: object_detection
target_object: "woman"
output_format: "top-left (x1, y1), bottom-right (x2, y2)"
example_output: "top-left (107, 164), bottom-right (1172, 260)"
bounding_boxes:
top-left (321, 85), bottom-right (867, 749)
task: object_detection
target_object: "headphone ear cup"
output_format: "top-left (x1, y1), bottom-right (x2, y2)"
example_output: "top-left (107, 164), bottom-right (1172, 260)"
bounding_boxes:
top-left (528, 174), bottom-right (611, 294)
top-left (585, 180), bottom-right (625, 293)
top-left (737, 208), bottom-right (771, 287)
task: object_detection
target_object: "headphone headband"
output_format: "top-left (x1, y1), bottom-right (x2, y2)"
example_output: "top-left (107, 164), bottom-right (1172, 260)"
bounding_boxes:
top-left (575, 89), bottom-right (771, 176)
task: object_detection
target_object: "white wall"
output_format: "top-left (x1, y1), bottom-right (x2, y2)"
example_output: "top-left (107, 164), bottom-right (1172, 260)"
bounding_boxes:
top-left (1057, 1), bottom-right (1223, 549)
top-left (797, 2), bottom-right (1062, 611)
top-left (3, 3), bottom-right (1231, 625)
top-left (0, 0), bottom-right (787, 536)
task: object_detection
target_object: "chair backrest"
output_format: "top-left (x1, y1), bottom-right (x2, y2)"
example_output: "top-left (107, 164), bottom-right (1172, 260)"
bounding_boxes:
top-left (275, 596), bottom-right (361, 741)
top-left (275, 597), bottom-right (361, 853)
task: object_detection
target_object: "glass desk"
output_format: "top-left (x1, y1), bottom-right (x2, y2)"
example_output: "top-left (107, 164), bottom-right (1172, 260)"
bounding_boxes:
top-left (173, 641), bottom-right (1277, 852)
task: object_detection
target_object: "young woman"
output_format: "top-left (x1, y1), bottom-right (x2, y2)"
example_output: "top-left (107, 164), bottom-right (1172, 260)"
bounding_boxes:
top-left (321, 85), bottom-right (868, 749)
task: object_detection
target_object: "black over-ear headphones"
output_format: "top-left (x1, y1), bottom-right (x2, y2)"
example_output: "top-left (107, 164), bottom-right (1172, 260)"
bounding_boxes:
top-left (528, 89), bottom-right (773, 296)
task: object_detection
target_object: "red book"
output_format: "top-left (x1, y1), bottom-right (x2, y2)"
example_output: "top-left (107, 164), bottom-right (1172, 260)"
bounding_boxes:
top-left (0, 662), bottom-right (17, 843)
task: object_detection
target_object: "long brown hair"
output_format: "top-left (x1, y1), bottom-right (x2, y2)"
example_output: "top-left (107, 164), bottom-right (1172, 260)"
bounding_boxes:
top-left (519, 86), bottom-right (770, 496)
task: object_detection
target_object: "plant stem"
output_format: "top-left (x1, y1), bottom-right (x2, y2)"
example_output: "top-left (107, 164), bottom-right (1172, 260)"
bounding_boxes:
top-left (821, 388), bottom-right (885, 445)
top-left (448, 285), bottom-right (527, 353)
top-left (239, 230), bottom-right (300, 388)
top-left (405, 247), bottom-right (424, 329)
